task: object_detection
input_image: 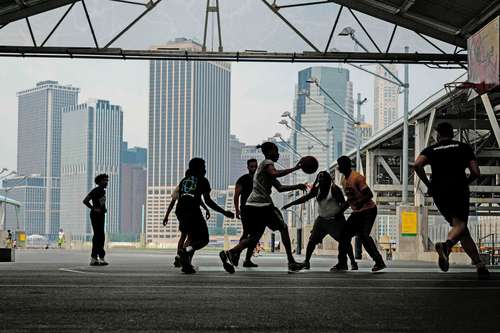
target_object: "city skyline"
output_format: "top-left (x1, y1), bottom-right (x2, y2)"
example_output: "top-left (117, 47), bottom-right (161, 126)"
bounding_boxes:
top-left (0, 58), bottom-right (465, 173)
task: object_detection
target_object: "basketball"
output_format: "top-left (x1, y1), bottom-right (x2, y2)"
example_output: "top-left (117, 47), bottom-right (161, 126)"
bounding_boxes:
top-left (300, 156), bottom-right (319, 174)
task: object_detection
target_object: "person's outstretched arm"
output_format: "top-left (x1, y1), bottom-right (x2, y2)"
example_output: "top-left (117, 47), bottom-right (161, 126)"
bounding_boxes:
top-left (282, 187), bottom-right (317, 210)
top-left (272, 178), bottom-right (307, 193)
top-left (203, 191), bottom-right (234, 219)
top-left (265, 161), bottom-right (302, 179)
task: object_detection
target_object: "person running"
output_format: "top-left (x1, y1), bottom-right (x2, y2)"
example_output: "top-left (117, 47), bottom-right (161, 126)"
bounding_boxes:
top-left (336, 156), bottom-right (386, 272)
top-left (163, 178), bottom-right (210, 268)
top-left (83, 174), bottom-right (110, 266)
top-left (219, 142), bottom-right (307, 273)
top-left (282, 170), bottom-right (358, 270)
top-left (414, 122), bottom-right (489, 278)
top-left (175, 158), bottom-right (234, 274)
top-left (234, 158), bottom-right (259, 267)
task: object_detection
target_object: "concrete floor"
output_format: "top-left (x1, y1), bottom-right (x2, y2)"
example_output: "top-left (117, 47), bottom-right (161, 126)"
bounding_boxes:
top-left (0, 249), bottom-right (499, 332)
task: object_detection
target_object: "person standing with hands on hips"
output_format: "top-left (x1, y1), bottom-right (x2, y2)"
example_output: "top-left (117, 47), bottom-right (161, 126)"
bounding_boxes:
top-left (83, 174), bottom-right (110, 266)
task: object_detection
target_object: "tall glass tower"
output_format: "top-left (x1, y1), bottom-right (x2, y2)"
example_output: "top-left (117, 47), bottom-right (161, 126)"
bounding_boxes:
top-left (15, 81), bottom-right (79, 236)
top-left (293, 67), bottom-right (355, 173)
top-left (60, 100), bottom-right (123, 239)
top-left (146, 38), bottom-right (231, 244)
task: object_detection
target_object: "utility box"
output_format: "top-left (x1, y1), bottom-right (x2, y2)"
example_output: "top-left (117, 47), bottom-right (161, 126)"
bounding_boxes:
top-left (396, 205), bottom-right (429, 260)
top-left (0, 248), bottom-right (15, 262)
top-left (16, 230), bottom-right (27, 248)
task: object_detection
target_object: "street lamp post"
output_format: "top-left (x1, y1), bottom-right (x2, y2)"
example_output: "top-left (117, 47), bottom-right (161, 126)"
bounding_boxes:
top-left (304, 79), bottom-right (367, 173)
top-left (339, 27), bottom-right (410, 204)
top-left (273, 133), bottom-right (301, 254)
top-left (356, 93), bottom-right (368, 172)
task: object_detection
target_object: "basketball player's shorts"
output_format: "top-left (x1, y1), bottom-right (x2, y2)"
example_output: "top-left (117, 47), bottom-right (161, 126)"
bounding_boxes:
top-left (432, 186), bottom-right (470, 225)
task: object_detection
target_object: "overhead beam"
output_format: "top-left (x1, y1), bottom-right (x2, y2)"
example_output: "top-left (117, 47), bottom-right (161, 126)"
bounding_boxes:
top-left (0, 0), bottom-right (80, 25)
top-left (377, 156), bottom-right (401, 184)
top-left (396, 0), bottom-right (415, 15)
top-left (459, 2), bottom-right (500, 37)
top-left (0, 46), bottom-right (468, 64)
top-left (326, 0), bottom-right (466, 47)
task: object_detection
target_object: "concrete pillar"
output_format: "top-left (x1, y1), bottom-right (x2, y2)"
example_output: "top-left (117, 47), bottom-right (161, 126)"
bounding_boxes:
top-left (414, 119), bottom-right (426, 207)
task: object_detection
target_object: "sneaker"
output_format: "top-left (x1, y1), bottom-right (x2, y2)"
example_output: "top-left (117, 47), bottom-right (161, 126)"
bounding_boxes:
top-left (303, 261), bottom-right (311, 270)
top-left (173, 255), bottom-right (181, 268)
top-left (435, 242), bottom-right (450, 272)
top-left (351, 262), bottom-right (359, 271)
top-left (477, 265), bottom-right (490, 279)
top-left (181, 264), bottom-right (196, 274)
top-left (242, 260), bottom-right (258, 268)
top-left (219, 250), bottom-right (235, 274)
top-left (98, 258), bottom-right (109, 266)
top-left (229, 251), bottom-right (240, 267)
top-left (288, 262), bottom-right (305, 272)
top-left (178, 248), bottom-right (191, 270)
top-left (371, 262), bottom-right (386, 272)
top-left (89, 258), bottom-right (100, 266)
top-left (330, 263), bottom-right (348, 272)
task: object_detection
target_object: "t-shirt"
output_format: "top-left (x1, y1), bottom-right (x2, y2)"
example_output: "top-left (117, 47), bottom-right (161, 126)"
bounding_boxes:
top-left (235, 173), bottom-right (254, 209)
top-left (341, 171), bottom-right (376, 212)
top-left (176, 175), bottom-right (211, 212)
top-left (420, 139), bottom-right (475, 190)
top-left (89, 186), bottom-right (106, 214)
top-left (246, 159), bottom-right (279, 207)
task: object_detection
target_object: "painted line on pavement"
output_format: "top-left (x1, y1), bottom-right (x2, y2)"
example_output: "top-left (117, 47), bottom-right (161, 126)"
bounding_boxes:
top-left (56, 267), bottom-right (494, 283)
top-left (0, 284), bottom-right (499, 291)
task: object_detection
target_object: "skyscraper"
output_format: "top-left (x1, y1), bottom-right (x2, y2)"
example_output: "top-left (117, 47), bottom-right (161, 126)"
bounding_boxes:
top-left (293, 67), bottom-right (355, 176)
top-left (60, 99), bottom-right (123, 239)
top-left (373, 64), bottom-right (399, 132)
top-left (229, 134), bottom-right (247, 185)
top-left (146, 38), bottom-right (231, 244)
top-left (120, 142), bottom-right (147, 238)
top-left (15, 81), bottom-right (79, 236)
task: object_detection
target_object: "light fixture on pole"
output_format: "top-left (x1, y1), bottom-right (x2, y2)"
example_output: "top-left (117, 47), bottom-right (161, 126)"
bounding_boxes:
top-left (273, 133), bottom-right (303, 158)
top-left (0, 171), bottom-right (16, 181)
top-left (339, 26), bottom-right (410, 204)
top-left (281, 111), bottom-right (328, 149)
top-left (356, 94), bottom-right (368, 172)
top-left (278, 119), bottom-right (328, 149)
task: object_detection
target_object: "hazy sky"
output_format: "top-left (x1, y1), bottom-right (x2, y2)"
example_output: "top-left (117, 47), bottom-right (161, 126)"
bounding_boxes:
top-left (0, 0), bottom-right (465, 171)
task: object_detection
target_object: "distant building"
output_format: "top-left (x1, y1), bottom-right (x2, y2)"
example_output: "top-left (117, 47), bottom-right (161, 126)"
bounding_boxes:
top-left (229, 135), bottom-right (247, 185)
top-left (15, 80), bottom-right (79, 236)
top-left (122, 142), bottom-right (147, 167)
top-left (293, 67), bottom-right (355, 179)
top-left (373, 64), bottom-right (399, 132)
top-left (223, 185), bottom-right (242, 235)
top-left (60, 99), bottom-right (123, 239)
top-left (2, 176), bottom-right (58, 235)
top-left (146, 38), bottom-right (231, 244)
top-left (121, 143), bottom-right (147, 237)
